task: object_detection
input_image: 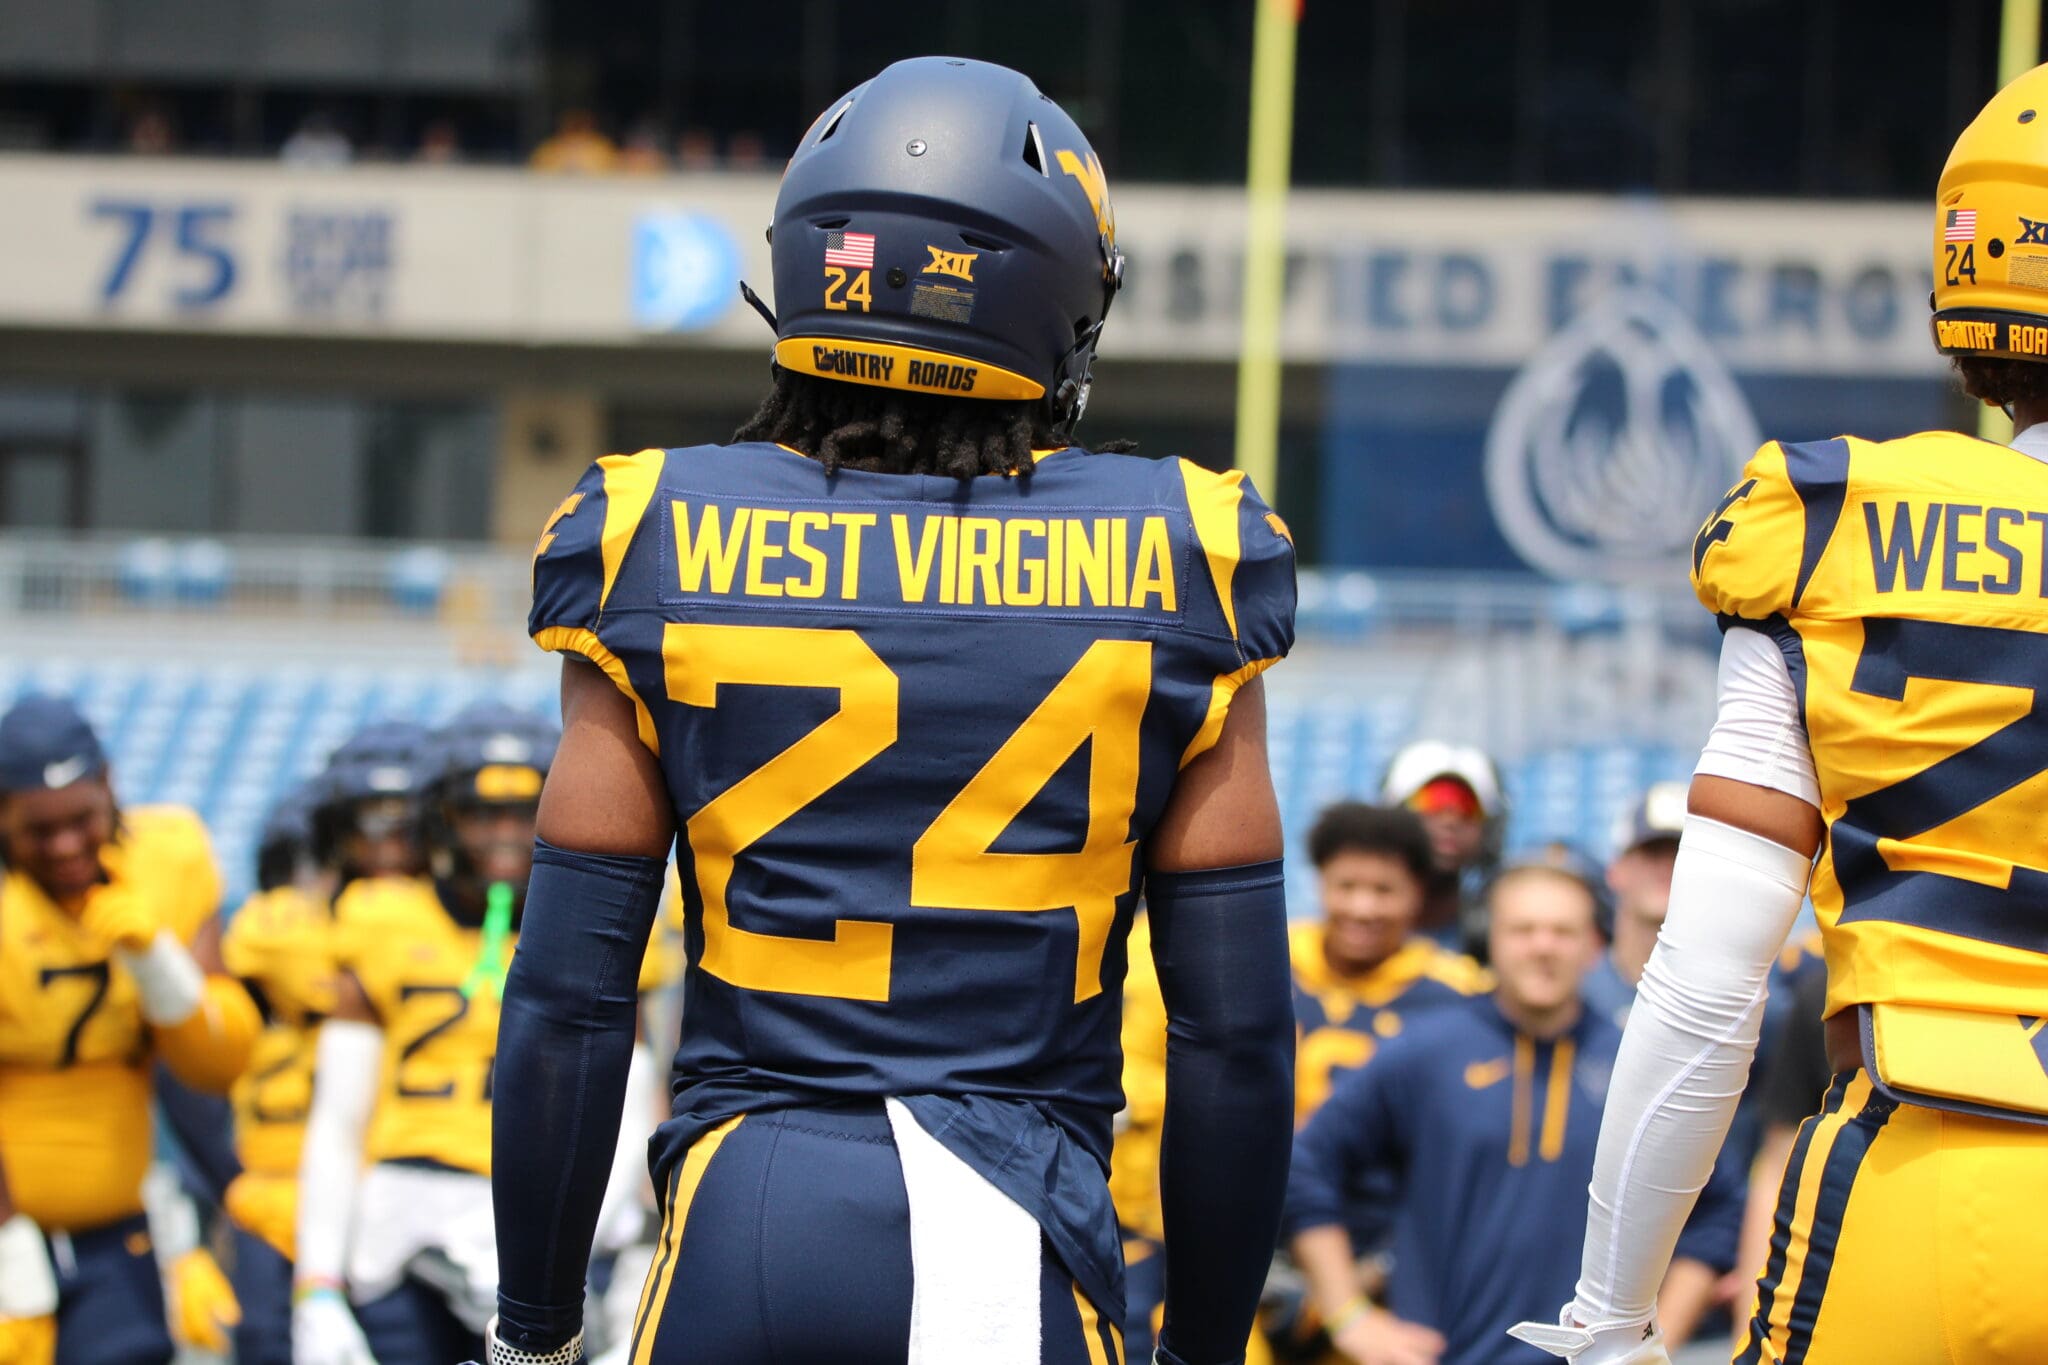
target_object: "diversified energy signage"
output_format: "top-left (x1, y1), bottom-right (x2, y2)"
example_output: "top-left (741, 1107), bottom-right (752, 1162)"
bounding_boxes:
top-left (0, 156), bottom-right (1939, 378)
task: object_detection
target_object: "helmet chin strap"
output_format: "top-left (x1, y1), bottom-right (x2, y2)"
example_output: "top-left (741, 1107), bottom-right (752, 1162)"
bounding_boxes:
top-left (739, 280), bottom-right (777, 331)
top-left (1049, 321), bottom-right (1109, 440)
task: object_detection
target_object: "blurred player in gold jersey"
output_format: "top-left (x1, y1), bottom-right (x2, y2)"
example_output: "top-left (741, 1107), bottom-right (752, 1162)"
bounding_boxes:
top-left (0, 695), bottom-right (260, 1365)
top-left (219, 722), bottom-right (430, 1365)
top-left (292, 704), bottom-right (663, 1365)
top-left (1515, 64), bottom-right (2048, 1365)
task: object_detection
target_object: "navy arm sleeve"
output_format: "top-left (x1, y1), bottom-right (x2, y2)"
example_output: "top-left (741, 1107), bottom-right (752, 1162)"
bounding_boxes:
top-left (1147, 859), bottom-right (1295, 1365)
top-left (153, 1064), bottom-right (241, 1208)
top-left (492, 838), bottom-right (666, 1353)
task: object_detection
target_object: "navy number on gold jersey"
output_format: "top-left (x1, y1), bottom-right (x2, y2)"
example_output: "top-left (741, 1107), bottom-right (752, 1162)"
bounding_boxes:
top-left (1838, 617), bottom-right (2048, 952)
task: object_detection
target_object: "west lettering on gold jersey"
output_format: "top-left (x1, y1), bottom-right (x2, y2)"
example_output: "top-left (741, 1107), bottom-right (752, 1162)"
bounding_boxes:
top-left (668, 499), bottom-right (1177, 611)
top-left (1864, 499), bottom-right (2048, 596)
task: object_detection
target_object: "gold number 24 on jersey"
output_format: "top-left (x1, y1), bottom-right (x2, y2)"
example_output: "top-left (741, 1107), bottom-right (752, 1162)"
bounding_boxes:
top-left (664, 624), bottom-right (1147, 1005)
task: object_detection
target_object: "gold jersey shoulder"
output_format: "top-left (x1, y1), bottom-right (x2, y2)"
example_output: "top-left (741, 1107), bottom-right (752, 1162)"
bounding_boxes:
top-left (1693, 431), bottom-right (2048, 1028)
top-left (334, 877), bottom-right (504, 1175)
top-left (102, 805), bottom-right (223, 944)
top-left (222, 886), bottom-right (336, 1023)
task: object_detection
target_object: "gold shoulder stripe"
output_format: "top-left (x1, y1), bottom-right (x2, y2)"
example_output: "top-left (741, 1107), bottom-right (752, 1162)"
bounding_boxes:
top-left (1178, 657), bottom-right (1280, 769)
top-left (1177, 459), bottom-right (1247, 642)
top-left (532, 626), bottom-right (660, 756)
top-left (597, 449), bottom-right (668, 613)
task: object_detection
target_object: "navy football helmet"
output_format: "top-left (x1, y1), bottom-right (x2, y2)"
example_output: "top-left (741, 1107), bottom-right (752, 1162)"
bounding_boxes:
top-left (311, 719), bottom-right (430, 874)
top-left (418, 702), bottom-right (559, 914)
top-left (768, 57), bottom-right (1124, 437)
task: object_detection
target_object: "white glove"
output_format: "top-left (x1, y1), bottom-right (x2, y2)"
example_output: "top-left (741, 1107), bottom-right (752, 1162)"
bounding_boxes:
top-left (0, 1214), bottom-right (57, 1319)
top-left (1507, 1314), bottom-right (1672, 1365)
top-left (293, 1288), bottom-right (380, 1365)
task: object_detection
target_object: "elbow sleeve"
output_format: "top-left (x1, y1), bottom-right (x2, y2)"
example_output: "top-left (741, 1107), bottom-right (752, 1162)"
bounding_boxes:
top-left (155, 977), bottom-right (262, 1094)
top-left (1147, 859), bottom-right (1294, 1365)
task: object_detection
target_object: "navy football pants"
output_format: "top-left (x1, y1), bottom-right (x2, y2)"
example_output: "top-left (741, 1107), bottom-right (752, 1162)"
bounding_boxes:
top-left (355, 1277), bottom-right (485, 1365)
top-left (49, 1213), bottom-right (174, 1365)
top-left (229, 1228), bottom-right (293, 1365)
top-left (631, 1103), bottom-right (1126, 1364)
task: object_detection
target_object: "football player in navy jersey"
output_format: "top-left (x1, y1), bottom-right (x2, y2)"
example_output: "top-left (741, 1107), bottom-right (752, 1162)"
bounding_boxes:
top-left (486, 57), bottom-right (1298, 1365)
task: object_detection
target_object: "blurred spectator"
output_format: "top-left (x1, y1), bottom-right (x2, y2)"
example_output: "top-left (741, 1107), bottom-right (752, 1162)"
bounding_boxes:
top-left (1284, 865), bottom-right (1743, 1365)
top-left (726, 129), bottom-right (768, 171)
top-left (126, 104), bottom-right (175, 155)
top-left (281, 110), bottom-right (352, 168)
top-left (1112, 804), bottom-right (1487, 1361)
top-left (530, 108), bottom-right (618, 174)
top-left (415, 119), bottom-right (462, 165)
top-left (1582, 781), bottom-right (1687, 1028)
top-left (1292, 802), bottom-right (1489, 1126)
top-left (618, 118), bottom-right (669, 174)
top-left (1379, 741), bottom-right (1506, 956)
top-left (675, 126), bottom-right (719, 171)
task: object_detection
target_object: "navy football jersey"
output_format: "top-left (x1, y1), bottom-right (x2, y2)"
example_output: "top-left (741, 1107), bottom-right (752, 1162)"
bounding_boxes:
top-left (529, 440), bottom-right (1294, 1306)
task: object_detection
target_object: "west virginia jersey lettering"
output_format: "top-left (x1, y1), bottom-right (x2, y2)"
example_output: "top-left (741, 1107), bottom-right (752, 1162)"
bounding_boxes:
top-left (1696, 431), bottom-right (2048, 1118)
top-left (0, 808), bottom-right (220, 1231)
top-left (670, 500), bottom-right (1178, 612)
top-left (529, 440), bottom-right (1294, 1315)
top-left (1861, 500), bottom-right (2048, 594)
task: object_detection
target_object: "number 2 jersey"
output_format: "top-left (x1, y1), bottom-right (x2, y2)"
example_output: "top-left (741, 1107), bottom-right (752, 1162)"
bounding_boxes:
top-left (530, 441), bottom-right (1295, 1308)
top-left (1694, 431), bottom-right (2048, 1116)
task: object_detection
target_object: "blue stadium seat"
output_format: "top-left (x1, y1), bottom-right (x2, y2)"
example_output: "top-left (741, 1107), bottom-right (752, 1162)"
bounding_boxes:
top-left (0, 661), bottom-right (1696, 916)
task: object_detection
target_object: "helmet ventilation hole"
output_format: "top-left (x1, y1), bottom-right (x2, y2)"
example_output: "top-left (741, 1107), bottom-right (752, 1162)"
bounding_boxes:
top-left (959, 231), bottom-right (1006, 252)
top-left (816, 101), bottom-right (854, 142)
top-left (1023, 121), bottom-right (1048, 175)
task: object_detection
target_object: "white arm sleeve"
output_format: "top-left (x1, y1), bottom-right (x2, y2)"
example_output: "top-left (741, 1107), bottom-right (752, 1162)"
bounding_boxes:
top-left (1568, 814), bottom-right (1813, 1329)
top-left (1694, 626), bottom-right (1820, 806)
top-left (295, 1020), bottom-right (383, 1283)
top-left (116, 931), bottom-right (206, 1027)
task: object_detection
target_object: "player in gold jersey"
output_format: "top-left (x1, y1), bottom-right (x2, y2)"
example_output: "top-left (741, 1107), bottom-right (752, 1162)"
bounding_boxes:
top-left (1514, 64), bottom-right (2048, 1365)
top-left (222, 722), bottom-right (433, 1365)
top-left (0, 695), bottom-right (260, 1365)
top-left (292, 705), bottom-right (664, 1365)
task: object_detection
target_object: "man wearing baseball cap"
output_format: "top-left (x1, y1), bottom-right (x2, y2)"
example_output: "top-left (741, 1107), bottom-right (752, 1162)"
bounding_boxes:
top-left (1381, 740), bottom-right (1508, 955)
top-left (1581, 782), bottom-right (1690, 1030)
top-left (0, 694), bottom-right (260, 1365)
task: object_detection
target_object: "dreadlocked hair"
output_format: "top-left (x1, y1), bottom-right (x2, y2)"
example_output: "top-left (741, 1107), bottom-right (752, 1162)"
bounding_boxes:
top-left (734, 369), bottom-right (1134, 478)
top-left (1953, 354), bottom-right (2048, 409)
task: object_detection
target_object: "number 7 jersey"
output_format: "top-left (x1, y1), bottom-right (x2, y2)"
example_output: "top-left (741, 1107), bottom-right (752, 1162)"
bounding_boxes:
top-left (530, 442), bottom-right (1294, 1150)
top-left (1694, 431), bottom-right (2048, 1113)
